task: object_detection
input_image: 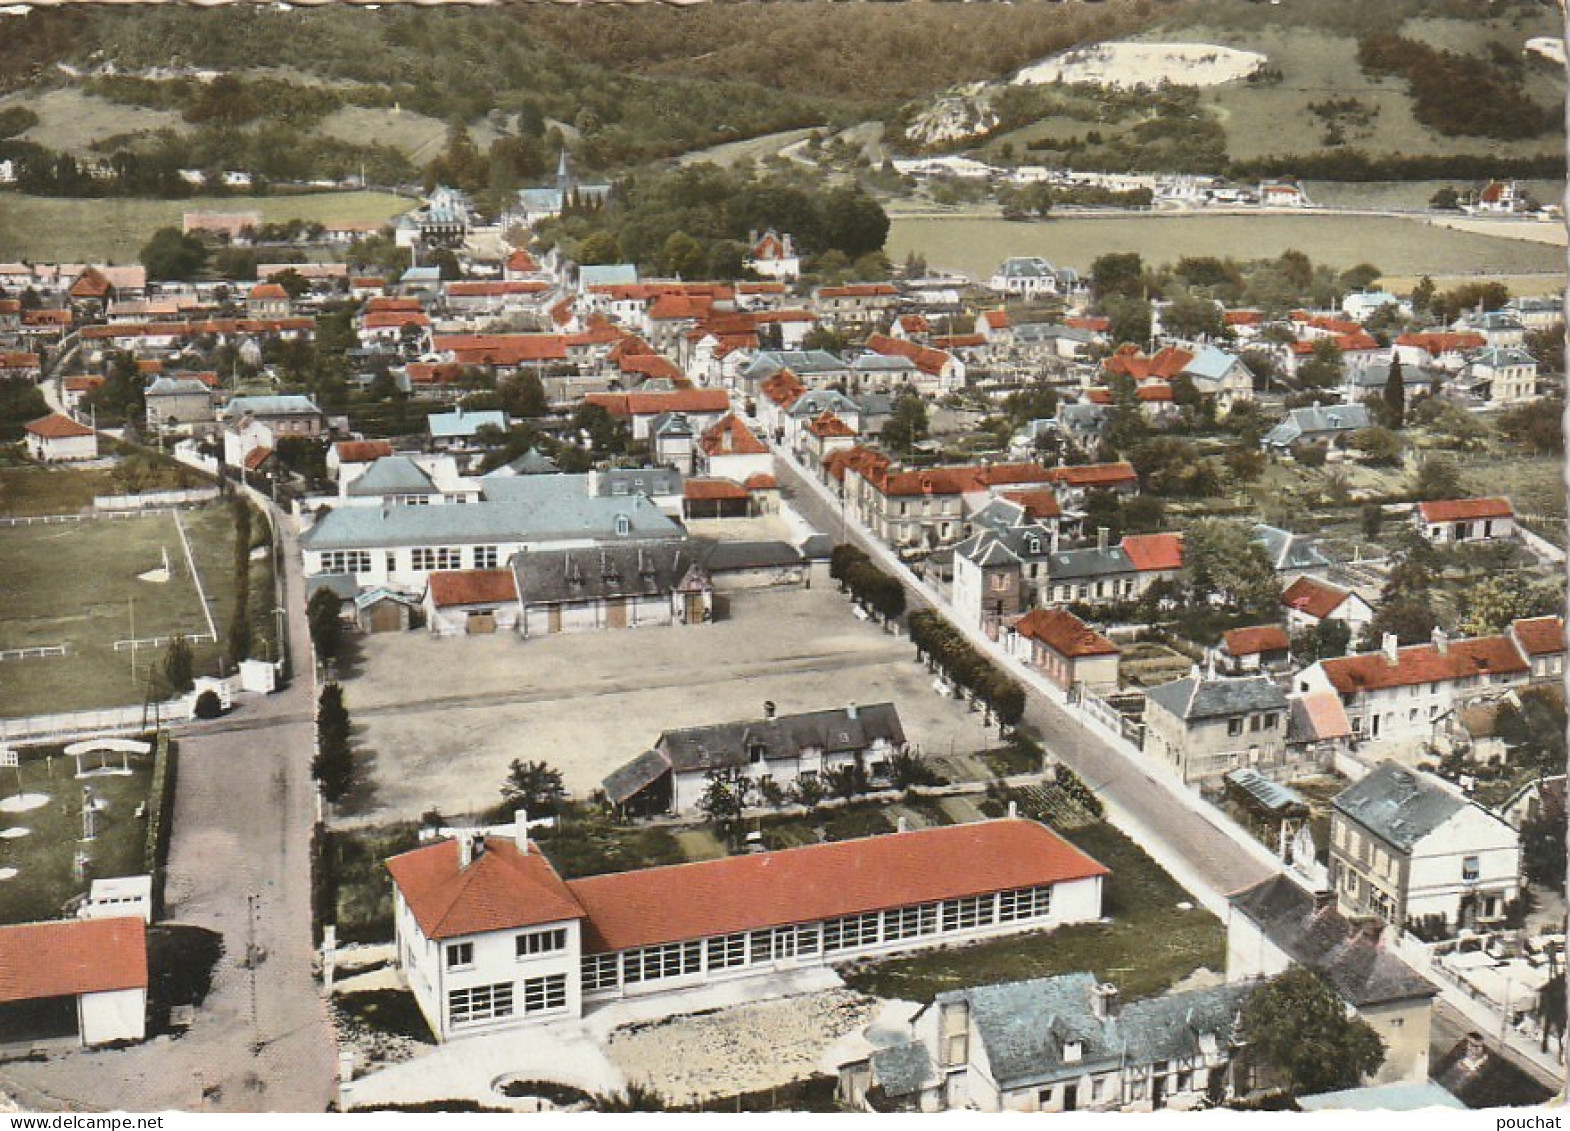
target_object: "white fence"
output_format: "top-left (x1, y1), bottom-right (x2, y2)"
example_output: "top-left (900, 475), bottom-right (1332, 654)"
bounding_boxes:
top-left (94, 487), bottom-right (220, 511)
top-left (0, 510), bottom-right (169, 527)
top-left (0, 703), bottom-right (186, 743)
top-left (0, 645), bottom-right (69, 662)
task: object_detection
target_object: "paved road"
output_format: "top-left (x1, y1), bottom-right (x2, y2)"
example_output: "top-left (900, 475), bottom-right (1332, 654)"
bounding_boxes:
top-left (774, 455), bottom-right (1278, 907)
top-left (3, 503), bottom-right (336, 1112)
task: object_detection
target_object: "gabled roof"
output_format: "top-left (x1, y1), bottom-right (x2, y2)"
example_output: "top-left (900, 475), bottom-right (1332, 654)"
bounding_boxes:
top-left (1119, 533), bottom-right (1183, 572)
top-left (586, 389), bottom-right (730, 417)
top-left (566, 819), bottom-right (1108, 954)
top-left (699, 413), bottom-right (769, 456)
top-left (1417, 497), bottom-right (1513, 523)
top-left (999, 488), bottom-right (1062, 521)
top-left (1332, 762), bottom-right (1469, 850)
top-left (806, 411), bottom-right (856, 439)
top-left (1222, 624), bottom-right (1290, 657)
top-left (864, 332), bottom-right (955, 378)
top-left (1318, 633), bottom-right (1528, 693)
top-left (1229, 875), bottom-right (1436, 1007)
top-left (427, 569), bottom-right (518, 608)
top-left (346, 456), bottom-right (439, 497)
top-left (25, 412), bottom-right (94, 439)
top-left (1104, 343), bottom-right (1192, 382)
top-left (1288, 691), bottom-right (1353, 743)
top-left (387, 838), bottom-right (586, 941)
top-left (1282, 576), bottom-right (1354, 620)
top-left (1043, 462), bottom-right (1138, 489)
top-left (243, 446), bottom-right (274, 471)
top-left (1146, 672), bottom-right (1287, 721)
top-left (1251, 524), bottom-right (1331, 572)
top-left (0, 917), bottom-right (147, 1003)
top-left (428, 408), bottom-right (508, 439)
top-left (1510, 615), bottom-right (1566, 657)
top-left (333, 439), bottom-right (395, 465)
top-left (1014, 608), bottom-right (1118, 659)
top-left (1396, 331), bottom-right (1486, 356)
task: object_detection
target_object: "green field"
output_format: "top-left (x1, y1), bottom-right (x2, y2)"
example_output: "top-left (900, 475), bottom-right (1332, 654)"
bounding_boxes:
top-left (887, 212), bottom-right (1567, 283)
top-left (0, 190), bottom-right (413, 263)
top-left (0, 742), bottom-right (154, 925)
top-left (0, 506), bottom-right (241, 717)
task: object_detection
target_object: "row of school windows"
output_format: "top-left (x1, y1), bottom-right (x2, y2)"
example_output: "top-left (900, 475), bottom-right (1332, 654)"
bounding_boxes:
top-left (317, 545), bottom-right (502, 575)
top-left (444, 927), bottom-right (567, 971)
top-left (447, 973), bottom-right (566, 1026)
top-left (579, 886), bottom-right (1055, 993)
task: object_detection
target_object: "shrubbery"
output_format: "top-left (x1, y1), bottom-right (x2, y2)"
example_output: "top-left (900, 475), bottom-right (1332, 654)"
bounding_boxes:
top-left (908, 610), bottom-right (1026, 733)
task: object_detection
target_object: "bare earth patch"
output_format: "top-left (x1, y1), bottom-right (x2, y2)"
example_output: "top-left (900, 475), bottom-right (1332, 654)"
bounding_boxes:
top-left (1013, 41), bottom-right (1266, 88)
top-left (605, 988), bottom-right (875, 1103)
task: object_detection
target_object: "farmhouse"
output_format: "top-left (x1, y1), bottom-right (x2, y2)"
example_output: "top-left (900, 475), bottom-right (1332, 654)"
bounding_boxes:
top-left (1281, 576), bottom-right (1374, 636)
top-left (387, 817), bottom-right (1108, 1042)
top-left (0, 917), bottom-right (147, 1048)
top-left (836, 972), bottom-right (1254, 1113)
top-left (1007, 608), bottom-right (1120, 693)
top-left (603, 701), bottom-right (906, 817)
top-left (1217, 625), bottom-right (1291, 674)
top-left (1415, 498), bottom-right (1515, 545)
top-left (24, 412), bottom-right (98, 462)
top-left (1329, 762), bottom-right (1521, 933)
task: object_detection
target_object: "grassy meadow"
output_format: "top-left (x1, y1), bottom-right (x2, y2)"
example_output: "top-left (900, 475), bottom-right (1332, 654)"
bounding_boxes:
top-left (0, 190), bottom-right (412, 263)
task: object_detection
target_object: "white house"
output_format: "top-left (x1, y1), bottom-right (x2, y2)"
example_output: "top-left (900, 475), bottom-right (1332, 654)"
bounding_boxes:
top-left (603, 702), bottom-right (907, 817)
top-left (0, 917), bottom-right (147, 1047)
top-left (1414, 497), bottom-right (1515, 545)
top-left (1460, 347), bottom-right (1538, 406)
top-left (1281, 576), bottom-right (1374, 637)
top-left (387, 817), bottom-right (1107, 1041)
top-left (744, 230), bottom-right (800, 281)
top-left (990, 258), bottom-right (1058, 300)
top-left (24, 413), bottom-right (98, 462)
top-left (1329, 762), bottom-right (1522, 932)
top-left (1296, 628), bottom-right (1534, 745)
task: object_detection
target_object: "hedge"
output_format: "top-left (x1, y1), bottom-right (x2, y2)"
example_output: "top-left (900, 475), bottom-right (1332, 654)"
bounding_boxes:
top-left (908, 610), bottom-right (1026, 729)
top-left (143, 730), bottom-right (178, 919)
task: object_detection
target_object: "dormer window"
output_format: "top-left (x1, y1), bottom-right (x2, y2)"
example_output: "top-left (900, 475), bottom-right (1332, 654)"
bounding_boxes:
top-left (1063, 1039), bottom-right (1083, 1064)
top-left (748, 742), bottom-right (766, 764)
top-left (615, 514), bottom-right (631, 536)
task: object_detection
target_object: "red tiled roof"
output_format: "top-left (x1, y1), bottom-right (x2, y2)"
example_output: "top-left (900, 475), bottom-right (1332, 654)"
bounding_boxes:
top-left (750, 233), bottom-right (789, 260)
top-left (0, 352), bottom-right (40, 370)
top-left (983, 310), bottom-right (1010, 330)
top-left (243, 446), bottom-right (274, 471)
top-left (739, 282), bottom-right (786, 295)
top-left (427, 569), bottom-right (518, 608)
top-left (1297, 690), bottom-right (1353, 741)
top-left (648, 293), bottom-right (715, 321)
top-left (1282, 576), bottom-right (1352, 620)
top-left (387, 839), bottom-right (585, 941)
top-left (334, 439), bottom-right (394, 464)
top-left (25, 412), bottom-right (93, 439)
top-left (406, 361), bottom-right (466, 386)
top-left (1104, 344), bottom-right (1192, 382)
top-left (933, 333), bottom-right (986, 350)
top-left (248, 283), bottom-right (289, 300)
top-left (619, 354), bottom-right (684, 382)
top-left (362, 311), bottom-right (430, 330)
top-left (1044, 461), bottom-right (1138, 489)
top-left (1511, 616), bottom-right (1566, 657)
top-left (505, 249), bottom-right (540, 273)
top-left (69, 267), bottom-right (111, 299)
top-left (64, 375), bottom-right (106, 392)
top-left (760, 368), bottom-right (807, 409)
top-left (822, 445), bottom-right (882, 483)
top-left (1065, 315), bottom-right (1111, 333)
top-left (745, 473), bottom-right (779, 490)
top-left (1480, 181), bottom-right (1508, 204)
top-left (1417, 497), bottom-right (1513, 523)
top-left (684, 478), bottom-right (751, 501)
top-left (587, 389), bottom-right (731, 417)
top-left (0, 917), bottom-right (147, 1004)
top-left (24, 309), bottom-right (73, 326)
top-left (1223, 625), bottom-right (1291, 657)
top-left (1120, 532), bottom-right (1183, 572)
top-left (1291, 330), bottom-right (1381, 355)
top-left (896, 314), bottom-right (930, 335)
top-left (366, 297), bottom-right (424, 314)
top-left (1224, 310), bottom-right (1263, 326)
top-left (435, 334), bottom-right (569, 366)
top-left (818, 283), bottom-right (897, 299)
top-left (351, 276), bottom-right (386, 290)
top-left (607, 335), bottom-right (656, 362)
top-left (446, 281), bottom-right (550, 297)
top-left (699, 413), bottom-right (769, 455)
top-left (1086, 383), bottom-right (1173, 404)
top-left (1319, 635), bottom-right (1529, 694)
top-left (567, 819), bottom-right (1108, 953)
top-left (1305, 315), bottom-right (1360, 335)
top-left (1014, 608), bottom-right (1119, 659)
top-left (1000, 488), bottom-right (1062, 520)
top-left (805, 411), bottom-right (856, 439)
top-left (865, 332), bottom-right (953, 378)
top-left (858, 459), bottom-right (1052, 499)
top-left (1397, 331), bottom-right (1486, 356)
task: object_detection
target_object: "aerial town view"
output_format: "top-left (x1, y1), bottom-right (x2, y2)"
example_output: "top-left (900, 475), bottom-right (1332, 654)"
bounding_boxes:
top-left (0, 0), bottom-right (1564, 1118)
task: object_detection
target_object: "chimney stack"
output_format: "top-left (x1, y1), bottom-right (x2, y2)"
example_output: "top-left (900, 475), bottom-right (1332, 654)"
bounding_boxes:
top-left (1311, 887), bottom-right (1336, 916)
top-left (1007, 799), bottom-right (1018, 820)
top-left (1431, 625), bottom-right (1449, 654)
top-left (1096, 526), bottom-right (1109, 553)
top-left (896, 815), bottom-right (908, 834)
top-left (763, 700), bottom-right (776, 719)
top-left (847, 701), bottom-right (858, 719)
top-left (515, 808), bottom-right (529, 855)
top-left (1382, 632), bottom-right (1400, 666)
top-left (1090, 982), bottom-right (1119, 1021)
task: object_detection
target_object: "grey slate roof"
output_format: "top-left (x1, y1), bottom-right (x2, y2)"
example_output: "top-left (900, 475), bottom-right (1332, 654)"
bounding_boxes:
top-left (1145, 673), bottom-right (1287, 722)
top-left (222, 394), bottom-right (322, 421)
top-left (301, 476), bottom-right (683, 552)
top-left (578, 264), bottom-right (639, 288)
top-left (1251, 524), bottom-right (1332, 572)
top-left (995, 256), bottom-right (1056, 279)
top-left (487, 448), bottom-right (559, 476)
top-left (955, 523), bottom-right (1056, 567)
top-left (656, 703), bottom-right (905, 775)
top-left (931, 972), bottom-right (1254, 1091)
top-left (511, 542), bottom-right (708, 606)
top-left (305, 573), bottom-right (360, 603)
top-left (1469, 346), bottom-right (1537, 368)
top-left (741, 350), bottom-right (849, 381)
top-left (602, 749), bottom-right (672, 806)
top-left (146, 377), bottom-right (213, 397)
top-left (1331, 761), bottom-right (1465, 851)
top-left (1225, 767), bottom-right (1305, 813)
top-left (870, 1041), bottom-right (937, 1098)
top-left (798, 533), bottom-right (835, 561)
top-left (1014, 322), bottom-right (1098, 346)
top-left (1183, 345), bottom-right (1247, 383)
top-left (697, 540), bottom-right (804, 572)
top-left (788, 389), bottom-right (860, 419)
top-left (346, 456), bottom-right (439, 497)
top-left (1229, 874), bottom-right (1437, 1007)
top-left (428, 408), bottom-right (508, 439)
top-left (1264, 403), bottom-right (1371, 448)
top-left (585, 466), bottom-right (684, 499)
top-left (1044, 544), bottom-right (1133, 581)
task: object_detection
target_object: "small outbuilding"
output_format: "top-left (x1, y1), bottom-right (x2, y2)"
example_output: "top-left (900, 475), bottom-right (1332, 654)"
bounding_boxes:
top-left (24, 413), bottom-right (98, 462)
top-left (0, 917), bottom-right (148, 1047)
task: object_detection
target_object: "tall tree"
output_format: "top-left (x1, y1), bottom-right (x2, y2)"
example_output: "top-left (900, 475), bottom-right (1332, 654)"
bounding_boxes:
top-left (307, 586), bottom-right (344, 664)
top-left (313, 682), bottom-right (354, 804)
top-left (139, 226), bottom-right (208, 282)
top-left (500, 759), bottom-right (567, 817)
top-left (163, 634), bottom-right (194, 693)
top-left (1182, 520), bottom-right (1280, 616)
top-left (1383, 354), bottom-right (1406, 429)
top-left (1241, 968), bottom-right (1385, 1095)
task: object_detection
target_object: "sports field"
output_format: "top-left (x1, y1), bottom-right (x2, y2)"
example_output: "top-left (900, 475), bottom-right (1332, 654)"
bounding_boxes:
top-left (887, 212), bottom-right (1567, 284)
top-left (0, 509), bottom-right (228, 718)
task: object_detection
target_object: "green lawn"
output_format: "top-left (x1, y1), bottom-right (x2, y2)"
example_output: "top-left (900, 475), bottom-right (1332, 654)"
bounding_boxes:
top-left (0, 501), bottom-right (256, 717)
top-left (0, 461), bottom-right (207, 519)
top-left (328, 821), bottom-right (422, 946)
top-left (887, 212), bottom-right (1567, 282)
top-left (0, 190), bottom-right (412, 263)
top-left (839, 821), bottom-right (1226, 1003)
top-left (0, 741), bottom-right (154, 925)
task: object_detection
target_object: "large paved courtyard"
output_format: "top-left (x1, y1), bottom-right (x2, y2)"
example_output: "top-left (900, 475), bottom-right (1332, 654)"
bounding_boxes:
top-left (340, 584), bottom-right (998, 825)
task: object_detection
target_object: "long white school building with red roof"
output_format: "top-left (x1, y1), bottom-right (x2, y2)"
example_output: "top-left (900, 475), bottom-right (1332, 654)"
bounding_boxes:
top-left (386, 817), bottom-right (1108, 1041)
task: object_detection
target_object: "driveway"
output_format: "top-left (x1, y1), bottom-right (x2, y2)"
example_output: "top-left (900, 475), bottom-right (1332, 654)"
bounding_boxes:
top-left (2, 500), bottom-right (337, 1112)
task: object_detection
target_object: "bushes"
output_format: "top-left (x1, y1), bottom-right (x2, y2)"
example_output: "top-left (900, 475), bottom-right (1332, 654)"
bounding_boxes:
top-left (1357, 35), bottom-right (1557, 141)
top-left (831, 544), bottom-right (906, 622)
top-left (225, 497), bottom-right (254, 669)
top-left (143, 732), bottom-right (179, 918)
top-left (314, 681), bottom-right (355, 804)
top-left (908, 610), bottom-right (1026, 732)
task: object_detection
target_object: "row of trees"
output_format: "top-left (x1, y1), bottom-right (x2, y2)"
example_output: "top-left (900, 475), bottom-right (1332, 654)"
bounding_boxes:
top-left (907, 611), bottom-right (1026, 734)
top-left (313, 681), bottom-right (355, 804)
top-left (829, 544), bottom-right (907, 624)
